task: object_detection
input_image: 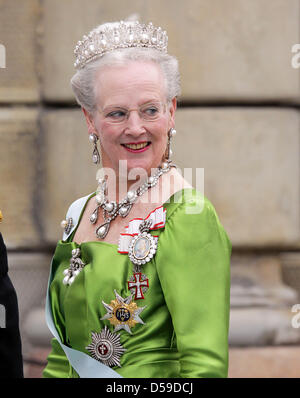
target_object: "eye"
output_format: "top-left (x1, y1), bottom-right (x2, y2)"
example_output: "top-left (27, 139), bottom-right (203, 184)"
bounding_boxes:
top-left (106, 110), bottom-right (126, 119)
top-left (143, 105), bottom-right (159, 116)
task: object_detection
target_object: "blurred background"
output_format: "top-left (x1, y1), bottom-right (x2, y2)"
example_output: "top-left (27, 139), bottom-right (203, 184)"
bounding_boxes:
top-left (0, 0), bottom-right (300, 378)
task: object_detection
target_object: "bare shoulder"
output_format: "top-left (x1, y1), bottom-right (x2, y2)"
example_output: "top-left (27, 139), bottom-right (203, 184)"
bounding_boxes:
top-left (159, 167), bottom-right (193, 203)
top-left (132, 167), bottom-right (194, 215)
top-left (71, 195), bottom-right (99, 244)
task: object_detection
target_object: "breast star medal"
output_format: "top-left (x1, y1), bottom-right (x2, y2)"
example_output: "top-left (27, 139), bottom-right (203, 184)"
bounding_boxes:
top-left (128, 219), bottom-right (157, 270)
top-left (85, 326), bottom-right (126, 367)
top-left (63, 248), bottom-right (86, 285)
top-left (101, 290), bottom-right (146, 334)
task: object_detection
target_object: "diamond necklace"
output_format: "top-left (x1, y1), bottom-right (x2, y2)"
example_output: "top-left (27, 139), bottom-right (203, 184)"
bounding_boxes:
top-left (89, 160), bottom-right (176, 239)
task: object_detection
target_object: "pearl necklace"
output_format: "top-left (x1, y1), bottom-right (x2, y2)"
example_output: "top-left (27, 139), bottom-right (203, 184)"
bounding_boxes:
top-left (89, 161), bottom-right (175, 239)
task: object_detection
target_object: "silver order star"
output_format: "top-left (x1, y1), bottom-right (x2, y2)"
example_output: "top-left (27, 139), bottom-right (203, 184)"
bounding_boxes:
top-left (100, 289), bottom-right (146, 334)
top-left (85, 326), bottom-right (126, 367)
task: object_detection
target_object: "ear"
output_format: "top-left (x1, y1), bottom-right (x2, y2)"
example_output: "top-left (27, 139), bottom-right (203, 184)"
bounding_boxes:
top-left (82, 107), bottom-right (97, 136)
top-left (168, 97), bottom-right (177, 130)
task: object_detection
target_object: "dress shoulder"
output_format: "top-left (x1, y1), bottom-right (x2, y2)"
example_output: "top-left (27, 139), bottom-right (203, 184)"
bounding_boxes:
top-left (163, 188), bottom-right (232, 255)
top-left (156, 188), bottom-right (232, 377)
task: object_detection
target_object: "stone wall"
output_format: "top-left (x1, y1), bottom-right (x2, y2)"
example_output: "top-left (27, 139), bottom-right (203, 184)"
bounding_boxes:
top-left (0, 0), bottom-right (300, 377)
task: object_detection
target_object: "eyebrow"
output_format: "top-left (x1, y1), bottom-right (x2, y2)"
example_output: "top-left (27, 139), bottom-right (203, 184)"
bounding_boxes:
top-left (103, 100), bottom-right (162, 110)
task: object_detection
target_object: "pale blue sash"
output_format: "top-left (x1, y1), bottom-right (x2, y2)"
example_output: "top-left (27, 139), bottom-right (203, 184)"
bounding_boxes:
top-left (45, 193), bottom-right (123, 378)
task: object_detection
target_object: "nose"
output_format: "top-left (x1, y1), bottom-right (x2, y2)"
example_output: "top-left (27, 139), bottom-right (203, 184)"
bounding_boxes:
top-left (124, 109), bottom-right (145, 134)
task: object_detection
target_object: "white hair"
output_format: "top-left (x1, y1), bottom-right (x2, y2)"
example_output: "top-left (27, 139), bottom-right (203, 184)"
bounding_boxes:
top-left (70, 22), bottom-right (181, 114)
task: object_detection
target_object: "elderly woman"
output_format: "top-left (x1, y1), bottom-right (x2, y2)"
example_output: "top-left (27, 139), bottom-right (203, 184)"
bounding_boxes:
top-left (43, 20), bottom-right (232, 378)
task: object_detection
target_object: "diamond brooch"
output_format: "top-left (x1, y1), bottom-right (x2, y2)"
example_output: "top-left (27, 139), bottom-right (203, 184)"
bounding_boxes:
top-left (63, 248), bottom-right (86, 285)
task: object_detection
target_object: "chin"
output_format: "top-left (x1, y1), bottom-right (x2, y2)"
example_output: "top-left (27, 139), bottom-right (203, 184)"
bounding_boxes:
top-left (130, 158), bottom-right (165, 176)
top-left (126, 159), bottom-right (151, 175)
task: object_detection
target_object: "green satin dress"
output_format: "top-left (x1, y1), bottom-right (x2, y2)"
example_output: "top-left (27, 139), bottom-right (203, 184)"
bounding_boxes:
top-left (43, 188), bottom-right (232, 378)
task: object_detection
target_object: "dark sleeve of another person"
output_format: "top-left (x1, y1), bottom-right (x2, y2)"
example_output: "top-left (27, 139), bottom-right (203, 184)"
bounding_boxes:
top-left (0, 232), bottom-right (24, 378)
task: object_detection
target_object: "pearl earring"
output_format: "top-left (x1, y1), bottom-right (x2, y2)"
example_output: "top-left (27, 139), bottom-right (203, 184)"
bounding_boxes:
top-left (165, 128), bottom-right (176, 161)
top-left (89, 133), bottom-right (101, 164)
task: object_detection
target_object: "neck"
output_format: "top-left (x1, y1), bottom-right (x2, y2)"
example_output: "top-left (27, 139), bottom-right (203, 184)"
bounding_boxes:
top-left (114, 176), bottom-right (146, 203)
top-left (101, 166), bottom-right (162, 203)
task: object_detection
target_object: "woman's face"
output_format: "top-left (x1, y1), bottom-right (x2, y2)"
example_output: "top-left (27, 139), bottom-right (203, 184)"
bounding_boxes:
top-left (83, 61), bottom-right (176, 179)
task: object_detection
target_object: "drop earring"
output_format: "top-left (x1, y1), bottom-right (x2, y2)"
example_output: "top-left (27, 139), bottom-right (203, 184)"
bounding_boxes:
top-left (89, 133), bottom-right (101, 164)
top-left (164, 128), bottom-right (176, 162)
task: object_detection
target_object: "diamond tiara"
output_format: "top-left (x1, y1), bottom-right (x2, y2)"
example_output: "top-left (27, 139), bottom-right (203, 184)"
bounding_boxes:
top-left (74, 21), bottom-right (168, 70)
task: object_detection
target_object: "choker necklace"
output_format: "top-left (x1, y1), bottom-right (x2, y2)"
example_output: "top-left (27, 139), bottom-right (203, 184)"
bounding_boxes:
top-left (89, 161), bottom-right (176, 239)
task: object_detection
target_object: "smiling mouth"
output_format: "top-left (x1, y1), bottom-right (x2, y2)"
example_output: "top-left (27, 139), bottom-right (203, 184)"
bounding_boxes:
top-left (121, 142), bottom-right (151, 150)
